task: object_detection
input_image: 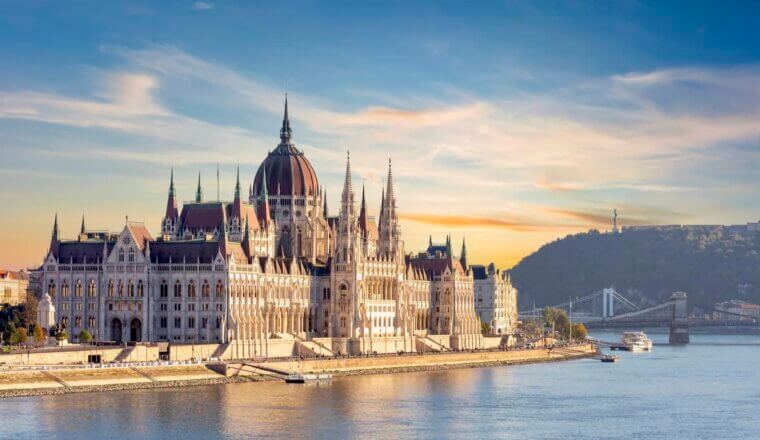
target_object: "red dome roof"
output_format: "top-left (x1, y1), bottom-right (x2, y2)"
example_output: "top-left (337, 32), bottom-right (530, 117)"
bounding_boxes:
top-left (253, 143), bottom-right (319, 197)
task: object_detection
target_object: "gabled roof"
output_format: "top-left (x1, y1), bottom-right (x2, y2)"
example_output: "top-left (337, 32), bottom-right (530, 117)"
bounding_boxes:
top-left (126, 223), bottom-right (153, 250)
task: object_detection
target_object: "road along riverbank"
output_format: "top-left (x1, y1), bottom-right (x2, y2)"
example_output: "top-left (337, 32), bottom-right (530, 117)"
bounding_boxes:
top-left (0, 344), bottom-right (596, 398)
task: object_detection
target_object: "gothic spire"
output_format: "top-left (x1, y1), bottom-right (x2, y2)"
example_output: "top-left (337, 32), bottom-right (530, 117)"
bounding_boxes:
top-left (195, 171), bottom-right (203, 202)
top-left (52, 213), bottom-right (60, 241)
top-left (323, 189), bottom-right (328, 217)
top-left (358, 182), bottom-right (368, 234)
top-left (341, 150), bottom-right (353, 202)
top-left (165, 168), bottom-right (178, 220)
top-left (234, 165), bottom-right (241, 200)
top-left (169, 167), bottom-right (176, 198)
top-left (80, 214), bottom-right (86, 235)
top-left (460, 237), bottom-right (468, 269)
top-left (279, 93), bottom-right (292, 145)
top-left (258, 168), bottom-right (271, 227)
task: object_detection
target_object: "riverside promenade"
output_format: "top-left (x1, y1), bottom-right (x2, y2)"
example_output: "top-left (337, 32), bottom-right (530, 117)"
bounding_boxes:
top-left (0, 343), bottom-right (595, 398)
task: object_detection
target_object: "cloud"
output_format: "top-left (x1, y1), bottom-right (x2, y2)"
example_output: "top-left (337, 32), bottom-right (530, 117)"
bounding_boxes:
top-left (400, 213), bottom-right (548, 232)
top-left (191, 1), bottom-right (214, 10)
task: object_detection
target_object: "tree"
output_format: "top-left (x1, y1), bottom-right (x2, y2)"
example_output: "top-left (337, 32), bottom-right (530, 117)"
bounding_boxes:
top-left (543, 307), bottom-right (570, 338)
top-left (7, 323), bottom-right (20, 346)
top-left (32, 324), bottom-right (46, 345)
top-left (17, 327), bottom-right (28, 346)
top-left (480, 321), bottom-right (491, 335)
top-left (77, 329), bottom-right (93, 344)
top-left (56, 331), bottom-right (68, 342)
top-left (571, 323), bottom-right (587, 340)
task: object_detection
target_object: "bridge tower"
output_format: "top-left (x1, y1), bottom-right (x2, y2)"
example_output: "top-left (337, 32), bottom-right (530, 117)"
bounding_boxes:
top-left (669, 291), bottom-right (690, 344)
top-left (602, 288), bottom-right (615, 318)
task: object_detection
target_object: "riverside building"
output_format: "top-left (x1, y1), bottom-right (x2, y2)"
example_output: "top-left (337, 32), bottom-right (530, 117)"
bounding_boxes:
top-left (39, 98), bottom-right (516, 356)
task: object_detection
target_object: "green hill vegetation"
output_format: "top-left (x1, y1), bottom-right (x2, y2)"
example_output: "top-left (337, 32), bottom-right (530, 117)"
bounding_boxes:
top-left (509, 225), bottom-right (760, 310)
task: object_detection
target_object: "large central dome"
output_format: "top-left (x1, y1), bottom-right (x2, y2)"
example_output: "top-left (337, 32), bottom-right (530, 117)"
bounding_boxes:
top-left (252, 97), bottom-right (319, 197)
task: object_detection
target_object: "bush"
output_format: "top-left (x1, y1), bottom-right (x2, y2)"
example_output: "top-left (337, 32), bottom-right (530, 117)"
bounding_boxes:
top-left (571, 323), bottom-right (588, 340)
top-left (77, 329), bottom-right (93, 344)
top-left (32, 324), bottom-right (46, 345)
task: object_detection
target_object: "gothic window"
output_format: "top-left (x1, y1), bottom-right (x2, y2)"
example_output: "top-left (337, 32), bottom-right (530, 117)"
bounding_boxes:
top-left (128, 280), bottom-right (134, 297)
top-left (118, 281), bottom-right (124, 296)
top-left (61, 316), bottom-right (69, 328)
top-left (137, 280), bottom-right (144, 297)
top-left (128, 248), bottom-right (135, 262)
top-left (174, 317), bottom-right (181, 328)
top-left (48, 281), bottom-right (56, 297)
top-left (201, 317), bottom-right (208, 329)
top-left (88, 316), bottom-right (95, 328)
top-left (174, 281), bottom-right (182, 298)
top-left (215, 281), bottom-right (224, 298)
top-left (88, 280), bottom-right (96, 297)
top-left (62, 281), bottom-right (69, 297)
top-left (188, 317), bottom-right (195, 328)
top-left (160, 317), bottom-right (167, 329)
top-left (108, 281), bottom-right (114, 297)
top-left (188, 281), bottom-right (196, 298)
top-left (118, 249), bottom-right (125, 262)
top-left (75, 316), bottom-right (82, 327)
top-left (215, 317), bottom-right (221, 329)
top-left (202, 281), bottom-right (210, 298)
top-left (75, 281), bottom-right (83, 297)
top-left (160, 281), bottom-right (168, 298)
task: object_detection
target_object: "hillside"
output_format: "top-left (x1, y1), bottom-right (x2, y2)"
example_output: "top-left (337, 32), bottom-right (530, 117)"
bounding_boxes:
top-left (509, 225), bottom-right (760, 310)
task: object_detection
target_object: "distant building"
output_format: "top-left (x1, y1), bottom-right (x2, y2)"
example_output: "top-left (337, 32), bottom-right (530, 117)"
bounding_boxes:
top-left (0, 269), bottom-right (29, 307)
top-left (714, 300), bottom-right (760, 320)
top-left (472, 263), bottom-right (518, 335)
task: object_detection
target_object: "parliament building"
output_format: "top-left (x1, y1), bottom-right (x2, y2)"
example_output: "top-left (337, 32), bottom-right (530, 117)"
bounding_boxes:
top-left (39, 98), bottom-right (517, 356)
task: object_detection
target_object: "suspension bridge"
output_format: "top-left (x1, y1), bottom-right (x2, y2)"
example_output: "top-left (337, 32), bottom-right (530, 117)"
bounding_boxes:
top-left (519, 288), bottom-right (691, 343)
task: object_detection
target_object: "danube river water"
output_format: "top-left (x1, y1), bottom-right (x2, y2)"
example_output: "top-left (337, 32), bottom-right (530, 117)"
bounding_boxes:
top-left (3, 331), bottom-right (759, 439)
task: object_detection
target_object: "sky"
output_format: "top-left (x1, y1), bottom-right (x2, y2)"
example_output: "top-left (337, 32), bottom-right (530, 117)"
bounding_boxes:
top-left (1, 1), bottom-right (758, 271)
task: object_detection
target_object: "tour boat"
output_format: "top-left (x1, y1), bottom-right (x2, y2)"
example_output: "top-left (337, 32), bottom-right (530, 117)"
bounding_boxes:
top-left (600, 354), bottom-right (619, 363)
top-left (285, 373), bottom-right (333, 383)
top-left (621, 331), bottom-right (653, 352)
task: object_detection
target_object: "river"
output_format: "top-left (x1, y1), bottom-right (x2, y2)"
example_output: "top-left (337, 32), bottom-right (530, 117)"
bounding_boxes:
top-left (3, 331), bottom-right (759, 439)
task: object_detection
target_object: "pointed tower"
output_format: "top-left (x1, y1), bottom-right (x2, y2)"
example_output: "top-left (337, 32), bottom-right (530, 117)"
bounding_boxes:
top-left (161, 169), bottom-right (179, 238)
top-left (280, 93), bottom-right (292, 145)
top-left (49, 213), bottom-right (60, 255)
top-left (460, 237), bottom-right (468, 269)
top-left (195, 172), bottom-right (203, 203)
top-left (78, 214), bottom-right (87, 241)
top-left (323, 189), bottom-right (328, 217)
top-left (257, 167), bottom-right (271, 227)
top-left (337, 150), bottom-right (356, 265)
top-left (378, 158), bottom-right (401, 258)
top-left (358, 183), bottom-right (369, 236)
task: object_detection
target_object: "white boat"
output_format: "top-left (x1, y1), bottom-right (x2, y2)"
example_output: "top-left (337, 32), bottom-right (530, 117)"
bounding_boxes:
top-left (285, 373), bottom-right (333, 383)
top-left (621, 331), bottom-right (653, 352)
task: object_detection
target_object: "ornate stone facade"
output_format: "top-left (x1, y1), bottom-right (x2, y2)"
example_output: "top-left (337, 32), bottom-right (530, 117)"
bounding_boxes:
top-left (40, 98), bottom-right (515, 355)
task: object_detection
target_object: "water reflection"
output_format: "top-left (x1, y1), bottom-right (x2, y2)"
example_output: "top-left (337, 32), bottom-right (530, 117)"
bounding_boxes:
top-left (4, 333), bottom-right (760, 440)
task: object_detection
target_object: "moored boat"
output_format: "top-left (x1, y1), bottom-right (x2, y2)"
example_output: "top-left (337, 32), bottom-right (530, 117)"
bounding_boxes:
top-left (621, 331), bottom-right (653, 352)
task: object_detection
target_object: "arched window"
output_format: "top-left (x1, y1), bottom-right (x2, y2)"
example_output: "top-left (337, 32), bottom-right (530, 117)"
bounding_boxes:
top-left (74, 316), bottom-right (82, 328)
top-left (75, 281), bottom-right (83, 297)
top-left (339, 284), bottom-right (348, 300)
top-left (160, 281), bottom-right (168, 298)
top-left (188, 281), bottom-right (196, 298)
top-left (118, 249), bottom-right (125, 262)
top-left (128, 280), bottom-right (134, 297)
top-left (48, 281), bottom-right (56, 297)
top-left (137, 280), bottom-right (144, 297)
top-left (61, 316), bottom-right (69, 328)
top-left (215, 281), bottom-right (224, 298)
top-left (62, 281), bottom-right (69, 297)
top-left (118, 281), bottom-right (124, 296)
top-left (108, 281), bottom-right (114, 297)
top-left (128, 248), bottom-right (135, 262)
top-left (174, 280), bottom-right (182, 298)
top-left (88, 280), bottom-right (96, 297)
top-left (202, 281), bottom-right (210, 298)
top-left (88, 316), bottom-right (95, 328)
